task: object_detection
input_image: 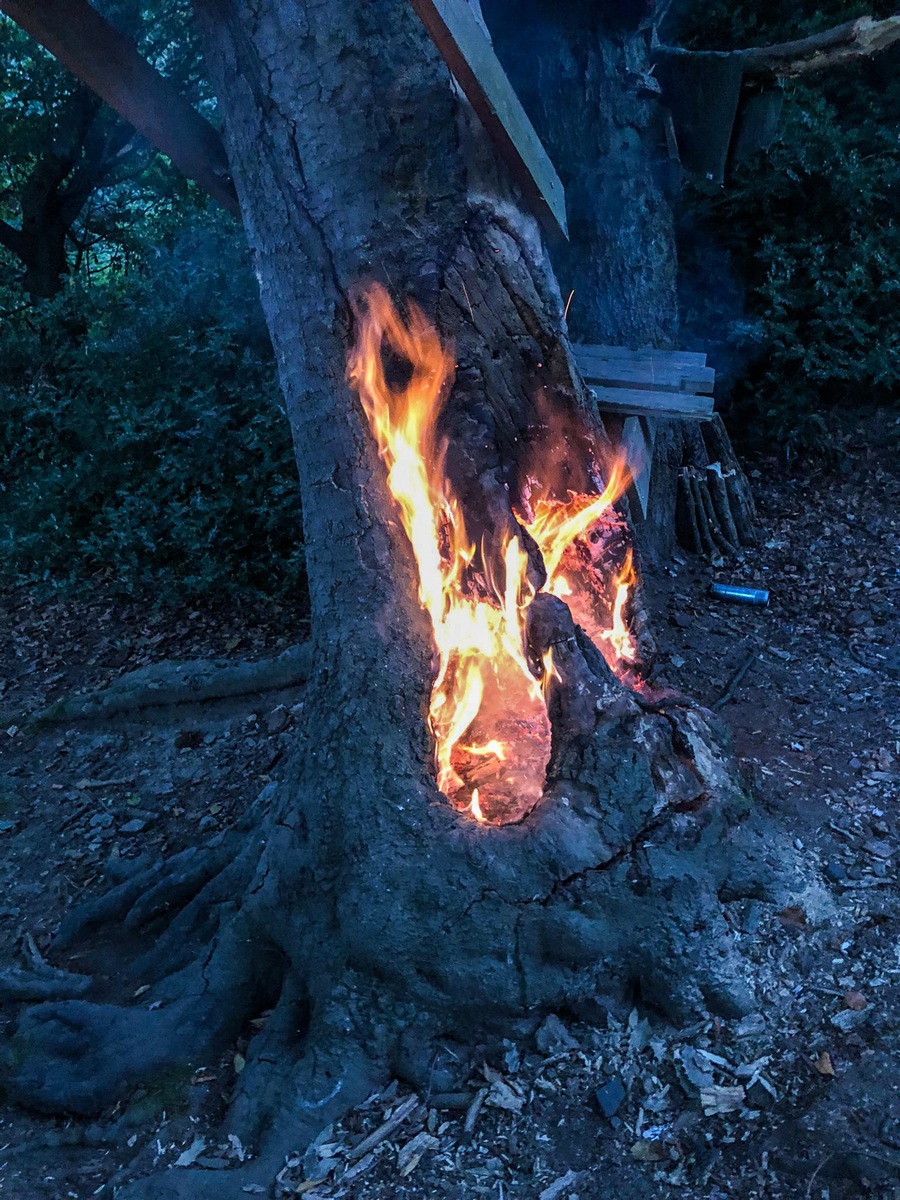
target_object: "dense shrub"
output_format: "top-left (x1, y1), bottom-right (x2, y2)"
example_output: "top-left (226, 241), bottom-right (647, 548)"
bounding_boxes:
top-left (674, 1), bottom-right (900, 453)
top-left (0, 214), bottom-right (305, 602)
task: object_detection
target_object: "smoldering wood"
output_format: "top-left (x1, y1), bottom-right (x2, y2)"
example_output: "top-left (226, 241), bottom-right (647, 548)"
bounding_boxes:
top-left (0, 0), bottom-right (239, 216)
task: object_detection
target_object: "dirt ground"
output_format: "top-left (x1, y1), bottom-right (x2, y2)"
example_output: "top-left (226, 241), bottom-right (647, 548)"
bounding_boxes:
top-left (0, 410), bottom-right (897, 1199)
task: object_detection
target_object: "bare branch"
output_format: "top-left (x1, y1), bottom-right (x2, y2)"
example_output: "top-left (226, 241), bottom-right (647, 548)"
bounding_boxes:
top-left (742, 14), bottom-right (900, 77)
top-left (657, 14), bottom-right (900, 80)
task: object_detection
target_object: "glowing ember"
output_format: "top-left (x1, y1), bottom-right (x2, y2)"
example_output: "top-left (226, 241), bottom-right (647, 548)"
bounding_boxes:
top-left (347, 282), bottom-right (636, 824)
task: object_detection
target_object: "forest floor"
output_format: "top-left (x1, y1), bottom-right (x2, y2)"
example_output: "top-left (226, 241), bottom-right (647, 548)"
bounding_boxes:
top-left (0, 410), bottom-right (898, 1200)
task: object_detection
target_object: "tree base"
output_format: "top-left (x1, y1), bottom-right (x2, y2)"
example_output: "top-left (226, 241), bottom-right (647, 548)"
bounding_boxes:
top-left (1, 607), bottom-right (830, 1195)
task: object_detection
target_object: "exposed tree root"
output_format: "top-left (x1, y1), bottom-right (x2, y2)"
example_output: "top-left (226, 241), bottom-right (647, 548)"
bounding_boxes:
top-left (0, 663), bottom-right (830, 1196)
top-left (0, 965), bottom-right (92, 1003)
top-left (14, 642), bottom-right (312, 731)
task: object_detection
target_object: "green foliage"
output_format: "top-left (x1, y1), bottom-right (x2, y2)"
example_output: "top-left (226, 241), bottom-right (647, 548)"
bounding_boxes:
top-left (0, 5), bottom-right (210, 293)
top-left (674, 4), bottom-right (900, 451)
top-left (0, 213), bottom-right (305, 602)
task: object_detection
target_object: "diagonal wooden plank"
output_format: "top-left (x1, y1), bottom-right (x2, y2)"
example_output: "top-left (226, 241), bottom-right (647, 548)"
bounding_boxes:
top-left (409, 0), bottom-right (567, 239)
top-left (0, 0), bottom-right (239, 216)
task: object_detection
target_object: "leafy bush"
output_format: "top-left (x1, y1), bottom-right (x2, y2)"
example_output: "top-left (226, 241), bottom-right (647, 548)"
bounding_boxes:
top-left (674, 2), bottom-right (900, 452)
top-left (0, 213), bottom-right (305, 602)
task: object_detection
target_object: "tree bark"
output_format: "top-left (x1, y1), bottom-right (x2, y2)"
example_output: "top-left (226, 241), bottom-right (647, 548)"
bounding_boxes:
top-left (487, 0), bottom-right (679, 349)
top-left (484, 1), bottom-right (758, 560)
top-left (0, 3), bottom-right (823, 1194)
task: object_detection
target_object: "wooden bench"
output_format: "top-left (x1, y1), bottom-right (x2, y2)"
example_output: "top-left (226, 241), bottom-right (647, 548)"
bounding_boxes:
top-left (572, 343), bottom-right (716, 519)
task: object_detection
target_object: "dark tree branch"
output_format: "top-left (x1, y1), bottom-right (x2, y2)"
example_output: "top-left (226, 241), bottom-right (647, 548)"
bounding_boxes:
top-left (0, 0), bottom-right (239, 215)
top-left (742, 14), bottom-right (900, 77)
top-left (657, 14), bottom-right (900, 80)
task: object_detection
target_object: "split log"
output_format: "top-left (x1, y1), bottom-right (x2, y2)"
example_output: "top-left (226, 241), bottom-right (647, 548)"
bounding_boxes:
top-left (676, 415), bottom-right (758, 559)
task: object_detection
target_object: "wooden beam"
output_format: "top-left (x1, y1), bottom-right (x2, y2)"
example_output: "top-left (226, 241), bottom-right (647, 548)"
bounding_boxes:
top-left (575, 356), bottom-right (715, 395)
top-left (573, 343), bottom-right (707, 368)
top-left (589, 386), bottom-right (714, 421)
top-left (409, 0), bottom-right (568, 240)
top-left (622, 416), bottom-right (656, 519)
top-left (0, 0), bottom-right (239, 217)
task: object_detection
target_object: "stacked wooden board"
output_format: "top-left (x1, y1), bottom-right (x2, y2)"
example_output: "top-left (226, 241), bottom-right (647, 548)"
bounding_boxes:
top-left (572, 343), bottom-right (716, 520)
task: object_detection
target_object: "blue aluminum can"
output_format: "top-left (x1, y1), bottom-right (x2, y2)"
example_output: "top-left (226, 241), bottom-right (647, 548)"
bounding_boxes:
top-left (709, 583), bottom-right (769, 607)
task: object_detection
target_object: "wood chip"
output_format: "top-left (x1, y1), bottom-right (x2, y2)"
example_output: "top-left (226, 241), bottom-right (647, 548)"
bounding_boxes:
top-left (539, 1170), bottom-right (581, 1200)
top-left (486, 1077), bottom-right (524, 1113)
top-left (463, 1087), bottom-right (488, 1136)
top-left (700, 1085), bottom-right (745, 1115)
top-left (397, 1130), bottom-right (439, 1176)
top-left (346, 1093), bottom-right (418, 1162)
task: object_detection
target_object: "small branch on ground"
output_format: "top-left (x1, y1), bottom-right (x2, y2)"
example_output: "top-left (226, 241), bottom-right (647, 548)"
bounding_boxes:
top-left (711, 647), bottom-right (760, 712)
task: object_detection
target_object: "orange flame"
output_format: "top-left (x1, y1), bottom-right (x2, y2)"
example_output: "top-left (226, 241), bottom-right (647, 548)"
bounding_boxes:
top-left (600, 549), bottom-right (637, 664)
top-left (348, 282), bottom-right (636, 823)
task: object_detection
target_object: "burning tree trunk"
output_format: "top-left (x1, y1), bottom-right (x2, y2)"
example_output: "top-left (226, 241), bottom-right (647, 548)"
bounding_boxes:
top-left (0, 2), bottom-right (825, 1194)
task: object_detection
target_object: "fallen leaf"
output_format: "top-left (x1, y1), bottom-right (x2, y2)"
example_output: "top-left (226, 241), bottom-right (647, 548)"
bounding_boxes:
top-left (777, 906), bottom-right (807, 929)
top-left (631, 1138), bottom-right (667, 1162)
top-left (814, 1051), bottom-right (835, 1077)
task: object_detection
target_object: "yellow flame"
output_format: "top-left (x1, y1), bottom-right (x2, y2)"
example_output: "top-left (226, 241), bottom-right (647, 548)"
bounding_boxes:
top-left (600, 549), bottom-right (637, 663)
top-left (347, 282), bottom-right (636, 822)
top-left (469, 789), bottom-right (486, 822)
